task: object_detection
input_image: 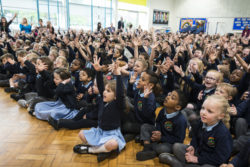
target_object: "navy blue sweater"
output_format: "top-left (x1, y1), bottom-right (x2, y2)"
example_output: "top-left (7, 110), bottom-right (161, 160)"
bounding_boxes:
top-left (191, 120), bottom-right (233, 166)
top-left (36, 70), bottom-right (56, 98)
top-left (230, 140), bottom-right (250, 167)
top-left (133, 89), bottom-right (156, 125)
top-left (156, 108), bottom-right (187, 144)
top-left (55, 81), bottom-right (77, 110)
top-left (96, 72), bottom-right (125, 130)
top-left (236, 98), bottom-right (250, 127)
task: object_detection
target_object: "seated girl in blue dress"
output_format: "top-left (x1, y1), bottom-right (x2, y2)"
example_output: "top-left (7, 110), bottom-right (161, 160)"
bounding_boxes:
top-left (35, 68), bottom-right (79, 122)
top-left (73, 57), bottom-right (126, 162)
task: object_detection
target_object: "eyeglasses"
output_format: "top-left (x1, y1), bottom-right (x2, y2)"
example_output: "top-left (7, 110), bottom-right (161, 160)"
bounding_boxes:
top-left (205, 76), bottom-right (216, 81)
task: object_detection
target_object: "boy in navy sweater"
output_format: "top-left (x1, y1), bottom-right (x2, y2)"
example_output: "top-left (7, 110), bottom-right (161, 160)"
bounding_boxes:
top-left (136, 90), bottom-right (187, 161)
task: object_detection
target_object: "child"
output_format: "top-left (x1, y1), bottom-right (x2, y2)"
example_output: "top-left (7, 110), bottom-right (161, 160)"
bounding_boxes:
top-left (0, 53), bottom-right (18, 87)
top-left (35, 68), bottom-right (79, 121)
top-left (5, 50), bottom-right (28, 93)
top-left (136, 90), bottom-right (187, 161)
top-left (70, 58), bottom-right (83, 88)
top-left (159, 95), bottom-right (233, 167)
top-left (76, 68), bottom-right (95, 102)
top-left (123, 59), bottom-right (148, 98)
top-left (27, 56), bottom-right (55, 115)
top-left (55, 79), bottom-right (99, 130)
top-left (54, 56), bottom-right (69, 69)
top-left (122, 69), bottom-right (159, 141)
top-left (175, 67), bottom-right (223, 111)
top-left (220, 140), bottom-right (250, 167)
top-left (73, 58), bottom-right (126, 162)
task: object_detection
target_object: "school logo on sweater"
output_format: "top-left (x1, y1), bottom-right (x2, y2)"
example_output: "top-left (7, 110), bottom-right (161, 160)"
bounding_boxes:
top-left (137, 101), bottom-right (143, 111)
top-left (164, 121), bottom-right (173, 131)
top-left (207, 137), bottom-right (215, 147)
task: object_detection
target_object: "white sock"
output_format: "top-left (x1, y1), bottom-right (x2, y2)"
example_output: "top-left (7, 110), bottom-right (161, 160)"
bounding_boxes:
top-left (88, 145), bottom-right (109, 153)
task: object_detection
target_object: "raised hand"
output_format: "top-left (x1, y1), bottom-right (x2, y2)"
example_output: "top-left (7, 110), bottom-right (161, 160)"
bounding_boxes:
top-left (76, 93), bottom-right (84, 101)
top-left (7, 58), bottom-right (15, 65)
top-left (190, 63), bottom-right (198, 74)
top-left (151, 42), bottom-right (159, 49)
top-left (174, 65), bottom-right (185, 77)
top-left (112, 60), bottom-right (121, 75)
top-left (197, 90), bottom-right (204, 100)
top-left (91, 57), bottom-right (102, 71)
top-left (144, 84), bottom-right (153, 98)
top-left (37, 61), bottom-right (48, 72)
top-left (229, 104), bottom-right (237, 116)
top-left (129, 72), bottom-right (138, 84)
top-left (62, 78), bottom-right (71, 84)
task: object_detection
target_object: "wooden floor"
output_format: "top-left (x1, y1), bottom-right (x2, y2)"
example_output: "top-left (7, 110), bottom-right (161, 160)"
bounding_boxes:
top-left (0, 88), bottom-right (191, 167)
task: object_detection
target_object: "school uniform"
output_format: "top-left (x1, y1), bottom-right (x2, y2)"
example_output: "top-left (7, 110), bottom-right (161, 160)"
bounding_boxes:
top-left (82, 72), bottom-right (126, 152)
top-left (35, 81), bottom-right (79, 121)
top-left (140, 109), bottom-right (187, 154)
top-left (233, 99), bottom-right (250, 154)
top-left (181, 75), bottom-right (216, 111)
top-left (192, 120), bottom-right (232, 166)
top-left (76, 81), bottom-right (93, 101)
top-left (159, 71), bottom-right (175, 96)
top-left (133, 90), bottom-right (156, 125)
top-left (71, 70), bottom-right (80, 88)
top-left (127, 71), bottom-right (141, 98)
top-left (230, 140), bottom-right (250, 167)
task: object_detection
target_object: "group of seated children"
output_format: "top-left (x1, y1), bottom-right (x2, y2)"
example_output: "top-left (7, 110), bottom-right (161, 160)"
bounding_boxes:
top-left (0, 27), bottom-right (249, 166)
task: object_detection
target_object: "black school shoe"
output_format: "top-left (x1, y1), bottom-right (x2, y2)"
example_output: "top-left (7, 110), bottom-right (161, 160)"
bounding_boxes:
top-left (159, 153), bottom-right (182, 167)
top-left (73, 144), bottom-right (90, 154)
top-left (136, 144), bottom-right (156, 161)
top-left (28, 109), bottom-right (35, 116)
top-left (10, 93), bottom-right (24, 101)
top-left (134, 135), bottom-right (141, 143)
top-left (97, 149), bottom-right (119, 162)
top-left (5, 87), bottom-right (19, 93)
top-left (123, 133), bottom-right (135, 142)
top-left (48, 116), bottom-right (59, 130)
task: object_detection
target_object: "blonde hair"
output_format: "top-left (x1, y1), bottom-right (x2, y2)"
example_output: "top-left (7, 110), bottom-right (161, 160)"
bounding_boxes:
top-left (206, 95), bottom-right (230, 129)
top-left (26, 53), bottom-right (39, 60)
top-left (207, 70), bottom-right (223, 83)
top-left (216, 83), bottom-right (237, 98)
top-left (136, 58), bottom-right (149, 71)
top-left (181, 58), bottom-right (204, 92)
top-left (185, 58), bottom-right (204, 75)
top-left (217, 65), bottom-right (230, 80)
top-left (55, 56), bottom-right (69, 69)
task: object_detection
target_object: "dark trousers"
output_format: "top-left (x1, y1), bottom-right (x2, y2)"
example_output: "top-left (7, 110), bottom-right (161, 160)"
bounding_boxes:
top-left (0, 73), bottom-right (9, 80)
top-left (0, 79), bottom-right (9, 87)
top-left (140, 123), bottom-right (172, 154)
top-left (233, 130), bottom-right (250, 154)
top-left (171, 143), bottom-right (215, 167)
top-left (58, 109), bottom-right (97, 129)
top-left (121, 111), bottom-right (141, 135)
top-left (30, 96), bottom-right (53, 111)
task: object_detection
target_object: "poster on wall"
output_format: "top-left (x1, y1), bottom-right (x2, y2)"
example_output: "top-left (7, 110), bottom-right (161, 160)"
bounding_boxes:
top-left (179, 18), bottom-right (207, 32)
top-left (233, 18), bottom-right (250, 30)
top-left (153, 10), bottom-right (169, 25)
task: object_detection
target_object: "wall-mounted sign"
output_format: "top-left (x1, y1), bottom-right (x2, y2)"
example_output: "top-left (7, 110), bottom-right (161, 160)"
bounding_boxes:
top-left (153, 10), bottom-right (169, 25)
top-left (233, 18), bottom-right (250, 30)
top-left (179, 18), bottom-right (207, 31)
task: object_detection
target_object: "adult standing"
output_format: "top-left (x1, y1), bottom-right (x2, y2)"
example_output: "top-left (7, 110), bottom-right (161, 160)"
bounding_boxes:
top-left (242, 25), bottom-right (250, 38)
top-left (47, 21), bottom-right (54, 34)
top-left (20, 17), bottom-right (32, 34)
top-left (0, 13), bottom-right (17, 34)
top-left (118, 17), bottom-right (124, 31)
